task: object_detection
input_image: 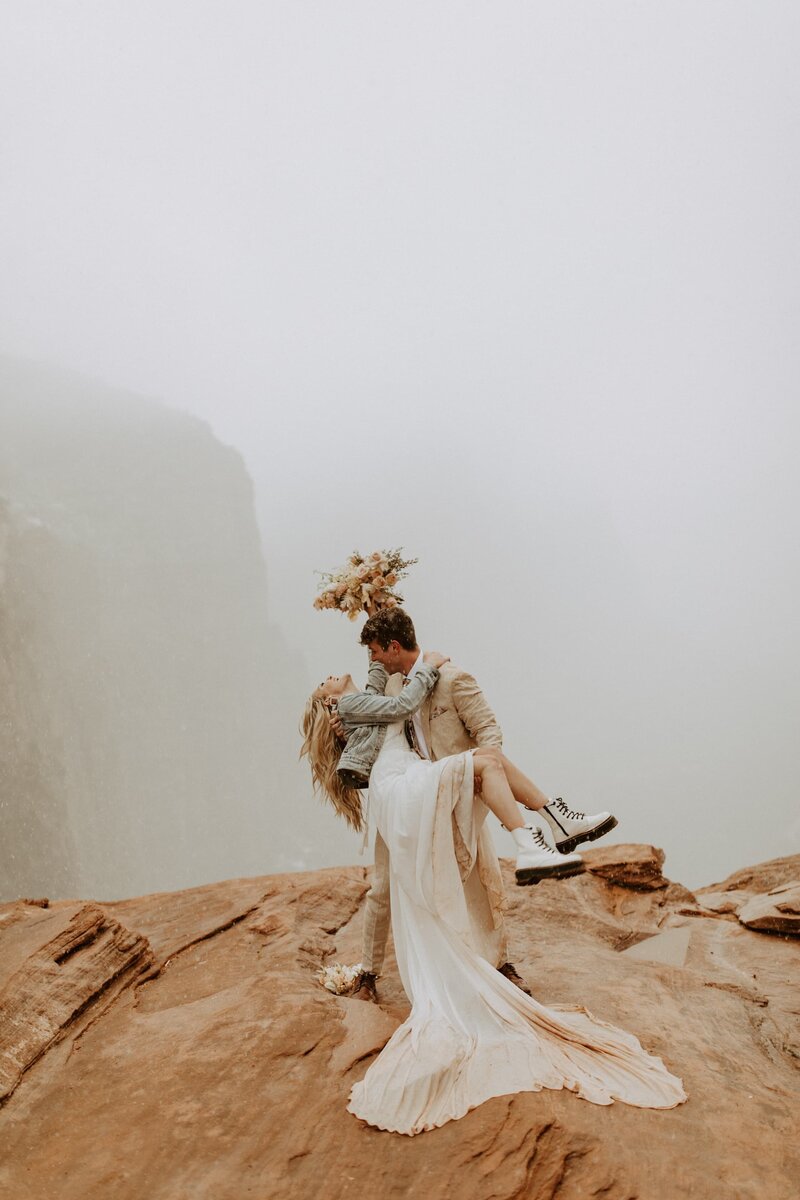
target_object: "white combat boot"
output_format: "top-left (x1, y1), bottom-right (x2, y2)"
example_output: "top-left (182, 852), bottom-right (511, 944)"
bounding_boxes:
top-left (540, 797), bottom-right (618, 855)
top-left (511, 825), bottom-right (584, 886)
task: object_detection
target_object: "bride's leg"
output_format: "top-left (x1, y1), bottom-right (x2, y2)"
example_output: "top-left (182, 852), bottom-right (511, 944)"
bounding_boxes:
top-left (475, 749), bottom-right (585, 882)
top-left (499, 753), bottom-right (619, 857)
top-left (472, 748), bottom-right (526, 830)
top-left (498, 755), bottom-right (550, 812)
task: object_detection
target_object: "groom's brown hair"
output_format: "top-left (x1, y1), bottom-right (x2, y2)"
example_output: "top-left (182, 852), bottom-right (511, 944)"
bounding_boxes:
top-left (360, 608), bottom-right (418, 651)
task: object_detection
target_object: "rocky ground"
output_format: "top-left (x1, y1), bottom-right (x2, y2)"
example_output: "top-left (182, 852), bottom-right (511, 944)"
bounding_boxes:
top-left (0, 846), bottom-right (798, 1200)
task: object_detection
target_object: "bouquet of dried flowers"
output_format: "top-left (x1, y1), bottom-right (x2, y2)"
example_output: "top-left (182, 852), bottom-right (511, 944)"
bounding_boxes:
top-left (313, 548), bottom-right (418, 620)
top-left (317, 961), bottom-right (365, 994)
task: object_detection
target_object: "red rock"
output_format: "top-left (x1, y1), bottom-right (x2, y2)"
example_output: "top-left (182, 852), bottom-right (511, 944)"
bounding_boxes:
top-left (696, 890), bottom-right (751, 916)
top-left (581, 842), bottom-right (668, 890)
top-left (738, 881), bottom-right (800, 936)
top-left (0, 851), bottom-right (798, 1199)
top-left (0, 901), bottom-right (151, 1102)
top-left (702, 853), bottom-right (800, 895)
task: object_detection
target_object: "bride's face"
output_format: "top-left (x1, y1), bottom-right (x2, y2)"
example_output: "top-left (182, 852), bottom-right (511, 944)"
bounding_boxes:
top-left (313, 674), bottom-right (354, 701)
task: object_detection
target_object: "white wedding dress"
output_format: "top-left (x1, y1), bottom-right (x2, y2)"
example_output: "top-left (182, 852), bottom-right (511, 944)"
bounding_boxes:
top-left (347, 722), bottom-right (687, 1136)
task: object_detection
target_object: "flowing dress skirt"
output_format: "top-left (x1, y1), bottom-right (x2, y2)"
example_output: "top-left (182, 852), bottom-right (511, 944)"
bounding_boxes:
top-left (347, 723), bottom-right (687, 1135)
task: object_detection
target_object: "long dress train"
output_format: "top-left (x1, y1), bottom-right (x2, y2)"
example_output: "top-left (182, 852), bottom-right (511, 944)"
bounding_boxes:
top-left (347, 722), bottom-right (687, 1136)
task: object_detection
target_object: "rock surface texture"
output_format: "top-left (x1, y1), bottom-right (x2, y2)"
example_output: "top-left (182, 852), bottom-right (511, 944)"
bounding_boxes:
top-left (0, 847), bottom-right (798, 1200)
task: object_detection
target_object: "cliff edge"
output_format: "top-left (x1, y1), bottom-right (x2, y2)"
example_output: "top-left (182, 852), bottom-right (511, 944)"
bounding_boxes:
top-left (0, 846), bottom-right (798, 1199)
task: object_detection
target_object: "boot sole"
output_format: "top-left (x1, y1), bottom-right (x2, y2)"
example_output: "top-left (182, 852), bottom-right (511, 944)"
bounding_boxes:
top-left (556, 815), bottom-right (618, 856)
top-left (515, 861), bottom-right (585, 886)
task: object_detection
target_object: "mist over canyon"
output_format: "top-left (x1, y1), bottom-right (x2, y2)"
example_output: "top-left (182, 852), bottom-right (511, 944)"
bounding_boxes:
top-left (0, 357), bottom-right (357, 902)
top-left (1, 354), bottom-right (797, 902)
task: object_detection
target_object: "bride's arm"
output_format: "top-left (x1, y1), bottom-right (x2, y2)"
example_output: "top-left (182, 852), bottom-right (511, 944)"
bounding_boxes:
top-left (363, 661), bottom-right (389, 695)
top-left (338, 665), bottom-right (439, 725)
top-left (327, 662), bottom-right (390, 742)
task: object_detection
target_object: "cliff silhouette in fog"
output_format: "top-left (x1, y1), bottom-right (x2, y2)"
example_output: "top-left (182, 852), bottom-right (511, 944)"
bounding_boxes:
top-left (0, 357), bottom-right (303, 901)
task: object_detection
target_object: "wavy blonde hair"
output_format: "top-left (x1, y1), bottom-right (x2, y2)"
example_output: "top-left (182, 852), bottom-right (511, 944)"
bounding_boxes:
top-left (299, 696), bottom-right (364, 832)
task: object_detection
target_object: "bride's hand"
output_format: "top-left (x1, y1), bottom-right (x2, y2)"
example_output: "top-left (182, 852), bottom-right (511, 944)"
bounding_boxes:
top-left (423, 650), bottom-right (449, 669)
top-left (325, 706), bottom-right (348, 742)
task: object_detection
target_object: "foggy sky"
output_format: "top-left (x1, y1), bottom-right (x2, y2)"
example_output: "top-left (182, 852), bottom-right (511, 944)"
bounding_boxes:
top-left (2, 2), bottom-right (799, 888)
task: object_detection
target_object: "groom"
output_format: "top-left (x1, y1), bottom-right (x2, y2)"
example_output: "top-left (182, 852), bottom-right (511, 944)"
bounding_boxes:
top-left (346, 607), bottom-right (615, 1003)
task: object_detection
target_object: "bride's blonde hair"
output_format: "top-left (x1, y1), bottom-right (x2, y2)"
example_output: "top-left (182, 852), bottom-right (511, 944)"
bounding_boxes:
top-left (299, 695), bottom-right (364, 832)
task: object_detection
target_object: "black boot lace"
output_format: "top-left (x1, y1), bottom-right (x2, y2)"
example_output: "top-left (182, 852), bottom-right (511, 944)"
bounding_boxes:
top-left (525, 826), bottom-right (552, 851)
top-left (551, 796), bottom-right (585, 821)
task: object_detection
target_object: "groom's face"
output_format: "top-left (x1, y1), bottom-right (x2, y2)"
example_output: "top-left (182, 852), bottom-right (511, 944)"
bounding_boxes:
top-left (366, 639), bottom-right (404, 675)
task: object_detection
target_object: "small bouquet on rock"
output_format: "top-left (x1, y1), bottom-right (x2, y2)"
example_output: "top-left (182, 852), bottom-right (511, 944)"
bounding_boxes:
top-left (317, 962), bottom-right (364, 994)
top-left (313, 548), bottom-right (418, 620)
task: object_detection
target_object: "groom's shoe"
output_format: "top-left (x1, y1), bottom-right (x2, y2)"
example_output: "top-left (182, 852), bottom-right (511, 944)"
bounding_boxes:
top-left (350, 970), bottom-right (379, 1003)
top-left (497, 961), bottom-right (533, 996)
top-left (541, 797), bottom-right (618, 855)
top-left (512, 825), bottom-right (584, 886)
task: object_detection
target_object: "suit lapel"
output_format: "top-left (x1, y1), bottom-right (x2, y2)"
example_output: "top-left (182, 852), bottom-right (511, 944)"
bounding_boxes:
top-left (421, 692), bottom-right (434, 756)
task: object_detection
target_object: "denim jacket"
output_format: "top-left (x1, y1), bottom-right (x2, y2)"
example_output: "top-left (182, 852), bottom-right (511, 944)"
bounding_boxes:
top-left (335, 660), bottom-right (440, 788)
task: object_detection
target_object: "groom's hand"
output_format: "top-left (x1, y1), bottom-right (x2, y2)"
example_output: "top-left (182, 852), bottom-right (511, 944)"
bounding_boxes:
top-left (423, 650), bottom-right (449, 670)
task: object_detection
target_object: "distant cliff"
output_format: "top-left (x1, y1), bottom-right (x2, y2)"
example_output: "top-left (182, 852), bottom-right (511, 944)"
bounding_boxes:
top-left (0, 356), bottom-right (303, 900)
top-left (0, 846), bottom-right (797, 1199)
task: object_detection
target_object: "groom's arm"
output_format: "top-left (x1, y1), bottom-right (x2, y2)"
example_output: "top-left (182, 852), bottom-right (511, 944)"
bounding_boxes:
top-left (451, 670), bottom-right (503, 747)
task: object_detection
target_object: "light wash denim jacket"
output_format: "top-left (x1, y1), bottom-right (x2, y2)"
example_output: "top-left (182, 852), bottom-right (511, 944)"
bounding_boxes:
top-left (335, 660), bottom-right (440, 788)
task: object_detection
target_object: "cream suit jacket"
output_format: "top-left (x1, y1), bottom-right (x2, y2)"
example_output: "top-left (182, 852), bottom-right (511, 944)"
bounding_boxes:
top-left (360, 663), bottom-right (509, 974)
top-left (417, 662), bottom-right (503, 759)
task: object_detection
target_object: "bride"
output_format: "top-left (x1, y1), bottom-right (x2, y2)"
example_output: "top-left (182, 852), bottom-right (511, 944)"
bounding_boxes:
top-left (301, 654), bottom-right (687, 1136)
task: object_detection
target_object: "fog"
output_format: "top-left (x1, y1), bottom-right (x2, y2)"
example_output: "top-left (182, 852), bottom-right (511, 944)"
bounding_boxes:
top-left (2, 2), bottom-right (799, 892)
